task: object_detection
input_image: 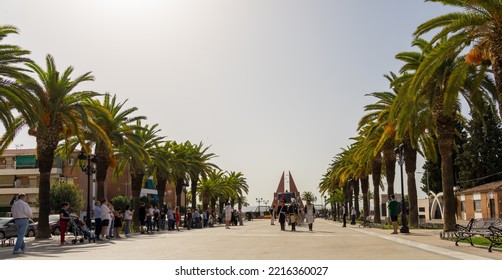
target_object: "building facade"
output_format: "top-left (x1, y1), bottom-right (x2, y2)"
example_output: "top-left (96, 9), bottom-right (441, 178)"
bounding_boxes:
top-left (456, 180), bottom-right (502, 221)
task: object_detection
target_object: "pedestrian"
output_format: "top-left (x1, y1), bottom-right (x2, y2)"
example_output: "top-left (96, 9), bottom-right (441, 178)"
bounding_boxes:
top-left (277, 200), bottom-right (288, 231)
top-left (59, 202), bottom-right (78, 245)
top-left (167, 207), bottom-right (175, 231)
top-left (174, 206), bottom-right (181, 231)
top-left (224, 203), bottom-right (232, 229)
top-left (100, 199), bottom-right (112, 240)
top-left (350, 207), bottom-right (357, 225)
top-left (10, 193), bottom-right (32, 254)
top-left (124, 205), bottom-right (134, 237)
top-left (288, 199), bottom-right (299, 231)
top-left (269, 205), bottom-right (275, 225)
top-left (113, 207), bottom-right (123, 238)
top-left (194, 208), bottom-right (201, 228)
top-left (388, 194), bottom-right (399, 234)
top-left (187, 209), bottom-right (193, 230)
top-left (139, 202), bottom-right (146, 234)
top-left (305, 199), bottom-right (316, 231)
top-left (93, 200), bottom-right (102, 239)
top-left (146, 205), bottom-right (154, 233)
top-left (153, 205), bottom-right (160, 231)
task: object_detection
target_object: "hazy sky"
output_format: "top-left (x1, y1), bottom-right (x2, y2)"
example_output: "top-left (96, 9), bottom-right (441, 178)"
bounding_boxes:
top-left (1, 0), bottom-right (456, 205)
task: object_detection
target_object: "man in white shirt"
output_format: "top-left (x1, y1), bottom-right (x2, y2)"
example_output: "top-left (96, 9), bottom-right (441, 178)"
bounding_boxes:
top-left (224, 203), bottom-right (232, 229)
top-left (10, 193), bottom-right (32, 254)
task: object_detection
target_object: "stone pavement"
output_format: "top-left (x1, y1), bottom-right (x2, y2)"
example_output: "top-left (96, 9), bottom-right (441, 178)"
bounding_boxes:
top-left (1, 218), bottom-right (500, 260)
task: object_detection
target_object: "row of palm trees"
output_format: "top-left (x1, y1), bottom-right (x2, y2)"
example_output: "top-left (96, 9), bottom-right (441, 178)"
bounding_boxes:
top-left (319, 1), bottom-right (502, 232)
top-left (0, 25), bottom-right (249, 238)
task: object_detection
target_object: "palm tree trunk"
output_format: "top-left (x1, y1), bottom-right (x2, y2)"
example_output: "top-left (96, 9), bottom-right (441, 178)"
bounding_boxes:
top-left (433, 94), bottom-right (457, 231)
top-left (190, 178), bottom-right (198, 211)
top-left (95, 141), bottom-right (109, 201)
top-left (353, 179), bottom-right (360, 217)
top-left (130, 171), bottom-right (144, 230)
top-left (35, 127), bottom-right (60, 239)
top-left (156, 176), bottom-right (167, 208)
top-left (360, 176), bottom-right (370, 218)
top-left (383, 140), bottom-right (396, 197)
top-left (175, 177), bottom-right (185, 210)
top-left (403, 136), bottom-right (419, 226)
top-left (372, 154), bottom-right (382, 223)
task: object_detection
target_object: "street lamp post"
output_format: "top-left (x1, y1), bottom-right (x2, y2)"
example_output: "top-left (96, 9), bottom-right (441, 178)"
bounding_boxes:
top-left (78, 151), bottom-right (98, 229)
top-left (395, 143), bottom-right (409, 233)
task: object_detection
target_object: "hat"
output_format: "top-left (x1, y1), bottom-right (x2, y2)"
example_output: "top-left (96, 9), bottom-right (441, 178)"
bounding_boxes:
top-left (17, 193), bottom-right (26, 199)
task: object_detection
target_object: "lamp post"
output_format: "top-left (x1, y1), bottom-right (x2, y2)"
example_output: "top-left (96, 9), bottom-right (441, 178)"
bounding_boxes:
top-left (78, 151), bottom-right (98, 229)
top-left (395, 143), bottom-right (409, 233)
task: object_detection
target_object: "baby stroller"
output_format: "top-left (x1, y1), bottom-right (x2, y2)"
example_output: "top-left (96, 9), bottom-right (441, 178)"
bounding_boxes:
top-left (69, 218), bottom-right (96, 244)
top-left (359, 216), bottom-right (372, 228)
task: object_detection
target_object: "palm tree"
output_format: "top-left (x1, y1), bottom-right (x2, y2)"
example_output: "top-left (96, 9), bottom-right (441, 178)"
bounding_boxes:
top-left (414, 1), bottom-right (502, 118)
top-left (2, 54), bottom-right (105, 238)
top-left (226, 171), bottom-right (249, 209)
top-left (114, 121), bottom-right (163, 225)
top-left (301, 191), bottom-right (315, 203)
top-left (85, 94), bottom-right (146, 200)
top-left (0, 25), bottom-right (31, 148)
top-left (186, 142), bottom-right (219, 211)
top-left (402, 37), bottom-right (495, 231)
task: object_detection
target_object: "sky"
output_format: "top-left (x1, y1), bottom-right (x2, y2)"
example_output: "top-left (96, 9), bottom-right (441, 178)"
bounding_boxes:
top-left (0, 0), bottom-right (457, 206)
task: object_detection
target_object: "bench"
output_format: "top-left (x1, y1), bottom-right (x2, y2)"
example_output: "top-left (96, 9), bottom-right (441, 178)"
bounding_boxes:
top-left (454, 218), bottom-right (502, 252)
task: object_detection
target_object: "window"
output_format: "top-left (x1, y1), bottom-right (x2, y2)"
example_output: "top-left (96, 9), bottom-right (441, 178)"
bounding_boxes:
top-left (461, 201), bottom-right (466, 212)
top-left (419, 207), bottom-right (425, 212)
top-left (473, 200), bottom-right (482, 212)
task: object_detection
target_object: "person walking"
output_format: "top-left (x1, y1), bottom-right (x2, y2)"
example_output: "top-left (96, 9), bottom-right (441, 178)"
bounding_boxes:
top-left (288, 200), bottom-right (299, 231)
top-left (305, 199), bottom-right (316, 231)
top-left (59, 202), bottom-right (78, 245)
top-left (186, 209), bottom-right (193, 230)
top-left (224, 203), bottom-right (232, 229)
top-left (124, 205), bottom-right (134, 237)
top-left (93, 200), bottom-right (102, 239)
top-left (277, 200), bottom-right (288, 231)
top-left (100, 199), bottom-right (112, 240)
top-left (350, 207), bottom-right (357, 225)
top-left (139, 202), bottom-right (146, 234)
top-left (167, 207), bottom-right (175, 231)
top-left (10, 193), bottom-right (32, 254)
top-left (113, 207), bottom-right (123, 238)
top-left (388, 194), bottom-right (399, 234)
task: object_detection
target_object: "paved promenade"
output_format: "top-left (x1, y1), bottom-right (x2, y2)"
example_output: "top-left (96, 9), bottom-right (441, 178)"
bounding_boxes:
top-left (1, 218), bottom-right (500, 260)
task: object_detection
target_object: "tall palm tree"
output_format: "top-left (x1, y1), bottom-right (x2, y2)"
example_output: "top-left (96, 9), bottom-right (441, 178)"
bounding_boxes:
top-left (402, 37), bottom-right (495, 231)
top-left (226, 171), bottom-right (249, 209)
top-left (85, 94), bottom-right (146, 200)
top-left (114, 121), bottom-right (163, 225)
top-left (414, 0), bottom-right (502, 118)
top-left (2, 54), bottom-right (106, 238)
top-left (0, 25), bottom-right (31, 147)
top-left (186, 142), bottom-right (219, 211)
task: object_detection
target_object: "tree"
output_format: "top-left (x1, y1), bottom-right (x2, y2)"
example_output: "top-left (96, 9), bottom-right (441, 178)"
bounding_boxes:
top-left (2, 55), bottom-right (105, 238)
top-left (0, 25), bottom-right (31, 143)
top-left (49, 181), bottom-right (84, 214)
top-left (414, 1), bottom-right (502, 118)
top-left (456, 105), bottom-right (502, 188)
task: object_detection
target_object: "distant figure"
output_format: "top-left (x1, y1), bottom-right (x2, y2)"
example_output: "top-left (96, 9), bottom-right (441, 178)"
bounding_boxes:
top-left (113, 207), bottom-right (123, 238)
top-left (59, 202), bottom-right (78, 245)
top-left (269, 206), bottom-right (275, 225)
top-left (277, 200), bottom-right (288, 231)
top-left (224, 203), bottom-right (232, 229)
top-left (93, 200), bottom-right (102, 238)
top-left (124, 205), bottom-right (134, 237)
top-left (10, 193), bottom-right (32, 254)
top-left (388, 194), bottom-right (399, 234)
top-left (139, 202), bottom-right (146, 234)
top-left (288, 200), bottom-right (300, 231)
top-left (305, 199), bottom-right (316, 231)
top-left (174, 206), bottom-right (181, 231)
top-left (350, 207), bottom-right (357, 225)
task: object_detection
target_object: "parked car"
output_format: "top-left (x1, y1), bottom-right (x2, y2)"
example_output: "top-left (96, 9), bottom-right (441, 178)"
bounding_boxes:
top-left (0, 217), bottom-right (37, 239)
top-left (49, 214), bottom-right (61, 236)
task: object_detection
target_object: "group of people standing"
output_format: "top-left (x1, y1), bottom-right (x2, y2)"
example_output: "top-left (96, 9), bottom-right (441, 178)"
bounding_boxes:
top-left (273, 198), bottom-right (316, 232)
